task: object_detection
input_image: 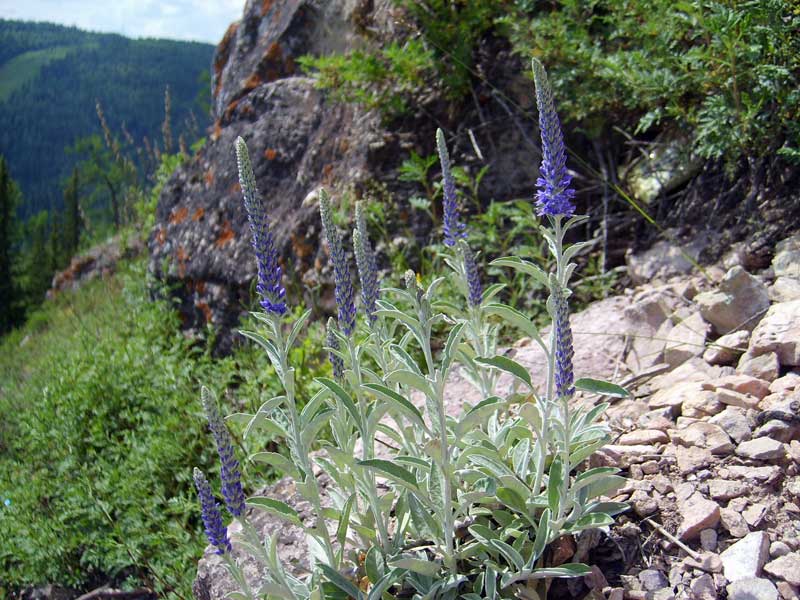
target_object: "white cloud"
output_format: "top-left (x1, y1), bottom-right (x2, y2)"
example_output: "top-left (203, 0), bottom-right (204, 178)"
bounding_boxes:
top-left (0, 0), bottom-right (244, 44)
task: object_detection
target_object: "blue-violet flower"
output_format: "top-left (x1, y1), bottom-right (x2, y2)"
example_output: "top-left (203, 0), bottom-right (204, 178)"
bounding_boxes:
top-left (531, 59), bottom-right (575, 218)
top-left (319, 189), bottom-right (357, 336)
top-left (193, 467), bottom-right (233, 556)
top-left (353, 201), bottom-right (380, 324)
top-left (460, 242), bottom-right (482, 308)
top-left (235, 136), bottom-right (287, 315)
top-left (553, 289), bottom-right (575, 399)
top-left (202, 387), bottom-right (246, 518)
top-left (326, 317), bottom-right (344, 380)
top-left (436, 128), bottom-right (466, 246)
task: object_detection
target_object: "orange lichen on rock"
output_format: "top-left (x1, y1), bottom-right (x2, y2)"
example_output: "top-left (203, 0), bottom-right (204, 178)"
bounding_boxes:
top-left (212, 120), bottom-right (222, 141)
top-left (264, 148), bottom-right (277, 160)
top-left (204, 168), bottom-right (215, 188)
top-left (213, 23), bottom-right (238, 98)
top-left (322, 163), bottom-right (334, 184)
top-left (192, 207), bottom-right (205, 221)
top-left (291, 232), bottom-right (314, 260)
top-left (261, 0), bottom-right (274, 16)
top-left (176, 246), bottom-right (189, 278)
top-left (169, 206), bottom-right (189, 225)
top-left (195, 279), bottom-right (206, 294)
top-left (223, 99), bottom-right (240, 122)
top-left (155, 226), bottom-right (167, 246)
top-left (244, 72), bottom-right (262, 91)
top-left (230, 182), bottom-right (242, 194)
top-left (215, 221), bottom-right (236, 248)
top-left (196, 300), bottom-right (213, 324)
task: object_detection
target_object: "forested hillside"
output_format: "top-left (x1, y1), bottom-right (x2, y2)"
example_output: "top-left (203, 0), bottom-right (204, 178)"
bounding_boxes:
top-left (0, 20), bottom-right (214, 219)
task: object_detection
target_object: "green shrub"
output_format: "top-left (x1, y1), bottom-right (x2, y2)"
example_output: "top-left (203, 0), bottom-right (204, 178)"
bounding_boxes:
top-left (502, 0), bottom-right (800, 169)
top-left (0, 260), bottom-right (317, 597)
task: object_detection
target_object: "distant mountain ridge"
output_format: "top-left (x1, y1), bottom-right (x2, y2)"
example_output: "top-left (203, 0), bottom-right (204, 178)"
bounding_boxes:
top-left (0, 20), bottom-right (215, 219)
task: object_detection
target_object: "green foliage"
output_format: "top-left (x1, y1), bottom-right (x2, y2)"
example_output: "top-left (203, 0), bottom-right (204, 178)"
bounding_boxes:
top-left (0, 156), bottom-right (20, 332)
top-left (501, 0), bottom-right (800, 167)
top-left (298, 39), bottom-right (434, 118)
top-left (0, 19), bottom-right (213, 220)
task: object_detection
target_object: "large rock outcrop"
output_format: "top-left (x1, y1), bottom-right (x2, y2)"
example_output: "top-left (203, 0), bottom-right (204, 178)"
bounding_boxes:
top-left (149, 0), bottom-right (541, 350)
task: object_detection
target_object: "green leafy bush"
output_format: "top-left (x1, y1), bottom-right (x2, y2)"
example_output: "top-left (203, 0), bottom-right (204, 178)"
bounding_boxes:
top-left (502, 0), bottom-right (800, 168)
top-left (0, 261), bottom-right (303, 597)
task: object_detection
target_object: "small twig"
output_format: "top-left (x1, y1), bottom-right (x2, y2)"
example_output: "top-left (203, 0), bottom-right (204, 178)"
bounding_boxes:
top-left (641, 517), bottom-right (701, 560)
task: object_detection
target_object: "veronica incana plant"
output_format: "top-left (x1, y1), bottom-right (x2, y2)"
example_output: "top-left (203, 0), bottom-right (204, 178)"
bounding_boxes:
top-left (193, 60), bottom-right (628, 600)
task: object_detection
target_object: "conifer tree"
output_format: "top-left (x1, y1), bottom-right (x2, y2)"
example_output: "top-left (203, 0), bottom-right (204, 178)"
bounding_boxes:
top-left (63, 168), bottom-right (81, 257)
top-left (0, 156), bottom-right (17, 332)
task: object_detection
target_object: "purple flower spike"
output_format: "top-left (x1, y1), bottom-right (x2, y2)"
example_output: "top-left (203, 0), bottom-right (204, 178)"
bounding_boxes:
top-left (202, 387), bottom-right (246, 518)
top-left (326, 318), bottom-right (344, 380)
top-left (553, 290), bottom-right (575, 399)
top-left (193, 468), bottom-right (232, 556)
top-left (319, 190), bottom-right (357, 337)
top-left (531, 60), bottom-right (575, 218)
top-left (235, 137), bottom-right (287, 316)
top-left (353, 201), bottom-right (380, 324)
top-left (436, 129), bottom-right (466, 247)
top-left (460, 243), bottom-right (483, 308)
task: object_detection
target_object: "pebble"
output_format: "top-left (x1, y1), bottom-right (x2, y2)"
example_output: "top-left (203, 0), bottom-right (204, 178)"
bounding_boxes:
top-left (669, 421), bottom-right (734, 455)
top-left (739, 352), bottom-right (781, 381)
top-left (743, 503), bottom-right (767, 527)
top-left (770, 372), bottom-right (800, 394)
top-left (715, 387), bottom-right (761, 409)
top-left (709, 407), bottom-right (753, 444)
top-left (727, 577), bottom-right (778, 600)
top-left (708, 479), bottom-right (748, 501)
top-left (678, 492), bottom-right (720, 541)
top-left (770, 541), bottom-right (792, 558)
top-left (736, 437), bottom-right (786, 461)
top-left (618, 429), bottom-right (670, 445)
top-left (639, 568), bottom-right (669, 591)
top-left (700, 528), bottom-right (718, 551)
top-left (720, 508), bottom-right (750, 537)
top-left (763, 552), bottom-right (800, 587)
top-left (720, 531), bottom-right (770, 582)
top-left (721, 465), bottom-right (780, 483)
top-left (689, 573), bottom-right (717, 599)
top-left (717, 374), bottom-right (772, 399)
top-left (673, 445), bottom-right (715, 474)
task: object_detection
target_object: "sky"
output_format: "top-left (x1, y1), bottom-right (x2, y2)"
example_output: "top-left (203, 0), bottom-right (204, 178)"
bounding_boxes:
top-left (0, 0), bottom-right (245, 44)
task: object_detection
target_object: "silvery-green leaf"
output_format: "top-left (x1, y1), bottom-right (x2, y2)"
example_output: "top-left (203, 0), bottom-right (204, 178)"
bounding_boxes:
top-left (247, 497), bottom-right (302, 526)
top-left (497, 474), bottom-right (531, 501)
top-left (562, 240), bottom-right (595, 264)
top-left (385, 369), bottom-right (434, 398)
top-left (528, 564), bottom-right (593, 579)
top-left (364, 546), bottom-right (383, 584)
top-left (302, 408), bottom-right (334, 446)
top-left (483, 303), bottom-right (547, 351)
top-left (394, 455), bottom-right (430, 470)
top-left (408, 492), bottom-right (442, 538)
top-left (249, 452), bottom-right (300, 478)
top-left (456, 396), bottom-right (505, 435)
top-left (489, 257), bottom-right (549, 286)
top-left (389, 344), bottom-right (423, 375)
top-left (425, 276), bottom-right (446, 300)
top-left (489, 539), bottom-right (525, 571)
top-left (317, 377), bottom-right (362, 429)
top-left (358, 459), bottom-right (418, 489)
top-left (361, 383), bottom-right (428, 433)
top-left (227, 592), bottom-right (250, 600)
top-left (512, 438), bottom-right (531, 477)
top-left (485, 565), bottom-right (497, 600)
top-left (239, 330), bottom-right (283, 377)
top-left (256, 583), bottom-right (294, 600)
top-left (528, 508), bottom-right (551, 568)
top-left (574, 378), bottom-right (630, 398)
top-left (565, 512), bottom-right (614, 533)
top-left (573, 467), bottom-right (620, 492)
top-left (569, 438), bottom-right (608, 465)
top-left (475, 355), bottom-right (532, 388)
top-left (389, 557), bottom-right (441, 576)
top-left (224, 412), bottom-right (253, 427)
top-left (496, 486), bottom-right (528, 515)
top-left (442, 321), bottom-right (466, 373)
top-left (300, 390), bottom-right (327, 427)
top-left (286, 308), bottom-right (312, 350)
top-left (583, 475), bottom-right (625, 500)
top-left (481, 283), bottom-right (507, 304)
top-left (318, 564), bottom-right (363, 600)
top-left (336, 494), bottom-right (354, 561)
top-left (367, 569), bottom-right (403, 600)
top-left (584, 501), bottom-right (628, 516)
top-left (548, 459), bottom-right (563, 515)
